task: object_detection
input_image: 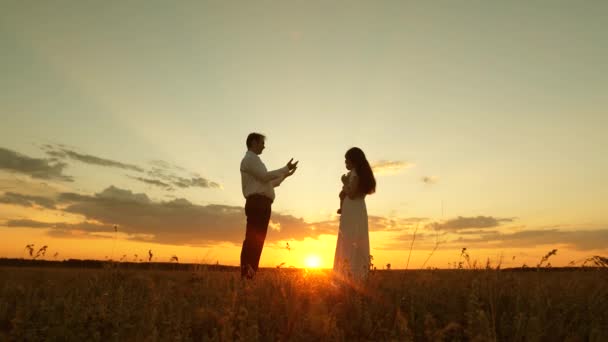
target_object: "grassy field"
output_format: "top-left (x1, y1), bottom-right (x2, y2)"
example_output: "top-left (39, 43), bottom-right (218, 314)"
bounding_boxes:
top-left (1, 265), bottom-right (607, 341)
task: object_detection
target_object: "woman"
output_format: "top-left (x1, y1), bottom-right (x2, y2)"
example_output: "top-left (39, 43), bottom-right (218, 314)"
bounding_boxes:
top-left (333, 147), bottom-right (376, 281)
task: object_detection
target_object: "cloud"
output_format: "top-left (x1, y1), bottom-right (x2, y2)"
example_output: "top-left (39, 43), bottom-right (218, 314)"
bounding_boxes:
top-left (455, 229), bottom-right (500, 235)
top-left (429, 216), bottom-right (515, 231)
top-left (41, 145), bottom-right (221, 190)
top-left (5, 219), bottom-right (58, 228)
top-left (4, 219), bottom-right (115, 240)
top-left (375, 215), bottom-right (515, 250)
top-left (5, 219), bottom-right (113, 232)
top-left (0, 186), bottom-right (431, 247)
top-left (422, 176), bottom-right (439, 184)
top-left (377, 218), bottom-right (608, 252)
top-left (371, 160), bottom-right (413, 175)
top-left (127, 175), bottom-right (174, 190)
top-left (383, 229), bottom-right (608, 253)
top-left (1, 186), bottom-right (393, 245)
top-left (50, 186), bottom-right (327, 245)
top-left (7, 185), bottom-right (604, 252)
top-left (0, 192), bottom-right (56, 209)
top-left (43, 145), bottom-right (144, 172)
top-left (45, 229), bottom-right (114, 240)
top-left (147, 168), bottom-right (221, 189)
top-left (149, 160), bottom-right (185, 171)
top-left (452, 228), bottom-right (608, 251)
top-left (172, 176), bottom-right (221, 189)
top-left (375, 231), bottom-right (446, 251)
top-left (0, 147), bottom-right (73, 181)
top-left (368, 215), bottom-right (428, 232)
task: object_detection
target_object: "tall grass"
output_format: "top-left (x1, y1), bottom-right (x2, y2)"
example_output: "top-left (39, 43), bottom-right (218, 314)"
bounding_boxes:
top-left (1, 264), bottom-right (607, 341)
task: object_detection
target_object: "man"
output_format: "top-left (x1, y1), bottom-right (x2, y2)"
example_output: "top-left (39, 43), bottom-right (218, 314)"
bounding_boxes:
top-left (240, 132), bottom-right (298, 279)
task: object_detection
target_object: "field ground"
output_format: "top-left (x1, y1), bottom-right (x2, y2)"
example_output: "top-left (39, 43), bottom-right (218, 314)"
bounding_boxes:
top-left (1, 265), bottom-right (607, 341)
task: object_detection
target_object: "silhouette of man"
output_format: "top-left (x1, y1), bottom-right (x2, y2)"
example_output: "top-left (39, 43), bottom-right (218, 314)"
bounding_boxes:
top-left (239, 133), bottom-right (298, 279)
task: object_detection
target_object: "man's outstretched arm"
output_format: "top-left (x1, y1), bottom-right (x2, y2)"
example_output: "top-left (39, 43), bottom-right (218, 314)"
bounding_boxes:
top-left (241, 156), bottom-right (289, 182)
top-left (270, 166), bottom-right (297, 187)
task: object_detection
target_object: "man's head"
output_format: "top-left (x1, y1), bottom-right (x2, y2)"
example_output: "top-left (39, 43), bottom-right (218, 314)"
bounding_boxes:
top-left (246, 132), bottom-right (266, 155)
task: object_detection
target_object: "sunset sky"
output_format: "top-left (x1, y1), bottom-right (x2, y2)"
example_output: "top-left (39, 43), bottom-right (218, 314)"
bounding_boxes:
top-left (1, 1), bottom-right (607, 269)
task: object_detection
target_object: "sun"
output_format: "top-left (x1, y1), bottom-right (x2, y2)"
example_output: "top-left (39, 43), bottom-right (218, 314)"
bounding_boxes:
top-left (304, 255), bottom-right (322, 268)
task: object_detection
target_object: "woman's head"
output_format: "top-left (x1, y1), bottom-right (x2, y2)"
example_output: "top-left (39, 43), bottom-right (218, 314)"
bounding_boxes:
top-left (345, 147), bottom-right (376, 195)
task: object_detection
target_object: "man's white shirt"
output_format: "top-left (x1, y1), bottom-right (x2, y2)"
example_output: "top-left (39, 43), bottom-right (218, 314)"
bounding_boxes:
top-left (240, 150), bottom-right (289, 201)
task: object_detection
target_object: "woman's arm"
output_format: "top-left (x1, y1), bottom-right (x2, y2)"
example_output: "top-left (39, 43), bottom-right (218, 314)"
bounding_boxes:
top-left (343, 173), bottom-right (361, 199)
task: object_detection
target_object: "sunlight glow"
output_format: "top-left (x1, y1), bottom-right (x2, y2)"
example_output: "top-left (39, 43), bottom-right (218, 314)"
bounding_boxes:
top-left (304, 255), bottom-right (322, 268)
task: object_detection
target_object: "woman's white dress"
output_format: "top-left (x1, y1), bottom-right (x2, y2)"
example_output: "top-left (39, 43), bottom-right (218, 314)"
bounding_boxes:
top-left (333, 170), bottom-right (370, 280)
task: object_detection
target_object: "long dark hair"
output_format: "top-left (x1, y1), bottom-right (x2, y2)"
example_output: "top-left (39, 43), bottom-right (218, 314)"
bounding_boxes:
top-left (345, 147), bottom-right (376, 195)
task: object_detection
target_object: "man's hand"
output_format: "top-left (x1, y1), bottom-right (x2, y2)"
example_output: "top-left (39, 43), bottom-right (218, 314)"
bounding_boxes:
top-left (286, 166), bottom-right (297, 177)
top-left (286, 158), bottom-right (299, 171)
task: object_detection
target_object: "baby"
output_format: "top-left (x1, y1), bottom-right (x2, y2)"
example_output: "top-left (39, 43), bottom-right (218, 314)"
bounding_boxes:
top-left (337, 171), bottom-right (351, 214)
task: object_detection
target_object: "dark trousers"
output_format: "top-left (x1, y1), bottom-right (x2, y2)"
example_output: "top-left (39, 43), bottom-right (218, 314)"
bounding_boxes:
top-left (240, 194), bottom-right (272, 278)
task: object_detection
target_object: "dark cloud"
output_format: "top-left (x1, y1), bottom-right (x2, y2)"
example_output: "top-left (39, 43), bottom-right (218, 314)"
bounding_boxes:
top-left (45, 150), bottom-right (66, 160)
top-left (6, 219), bottom-right (57, 228)
top-left (375, 231), bottom-right (445, 251)
top-left (0, 186), bottom-right (427, 246)
top-left (6, 185), bottom-right (605, 252)
top-left (5, 219), bottom-right (115, 240)
top-left (41, 145), bottom-right (221, 190)
top-left (5, 219), bottom-right (113, 232)
top-left (43, 146), bottom-right (144, 172)
top-left (148, 168), bottom-right (170, 181)
top-left (149, 160), bottom-right (185, 171)
top-left (378, 225), bottom-right (608, 252)
top-left (455, 229), bottom-right (500, 235)
top-left (0, 192), bottom-right (56, 209)
top-left (51, 186), bottom-right (327, 245)
top-left (422, 176), bottom-right (439, 184)
top-left (368, 215), bottom-right (428, 232)
top-left (147, 168), bottom-right (221, 189)
top-left (127, 175), bottom-right (174, 190)
top-left (149, 160), bottom-right (173, 169)
top-left (375, 216), bottom-right (516, 251)
top-left (173, 176), bottom-right (221, 189)
top-left (45, 229), bottom-right (114, 240)
top-left (0, 147), bottom-right (73, 182)
top-left (453, 228), bottom-right (608, 251)
top-left (429, 216), bottom-right (515, 231)
top-left (44, 186), bottom-right (393, 245)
